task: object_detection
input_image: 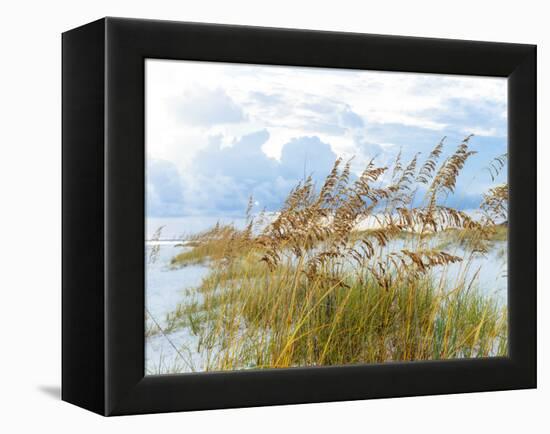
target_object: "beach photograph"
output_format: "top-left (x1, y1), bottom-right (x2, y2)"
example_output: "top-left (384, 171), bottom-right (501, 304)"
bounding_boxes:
top-left (145, 59), bottom-right (508, 375)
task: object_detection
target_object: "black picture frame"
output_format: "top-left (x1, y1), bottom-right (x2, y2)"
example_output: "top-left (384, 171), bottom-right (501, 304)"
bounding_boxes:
top-left (62, 17), bottom-right (536, 416)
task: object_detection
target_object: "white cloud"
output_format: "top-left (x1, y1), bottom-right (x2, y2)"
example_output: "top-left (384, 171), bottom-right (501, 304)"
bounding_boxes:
top-left (145, 59), bottom-right (507, 217)
top-left (171, 87), bottom-right (245, 126)
top-left (162, 131), bottom-right (338, 215)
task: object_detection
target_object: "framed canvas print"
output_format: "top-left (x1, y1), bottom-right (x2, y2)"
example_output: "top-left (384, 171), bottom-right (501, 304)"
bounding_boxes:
top-left (62, 17), bottom-right (536, 415)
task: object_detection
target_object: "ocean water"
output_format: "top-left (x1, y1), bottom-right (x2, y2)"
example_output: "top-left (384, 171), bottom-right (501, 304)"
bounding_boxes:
top-left (146, 216), bottom-right (247, 240)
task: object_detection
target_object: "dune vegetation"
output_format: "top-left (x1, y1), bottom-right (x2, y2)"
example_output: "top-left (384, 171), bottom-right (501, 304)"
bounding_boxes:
top-left (158, 136), bottom-right (508, 372)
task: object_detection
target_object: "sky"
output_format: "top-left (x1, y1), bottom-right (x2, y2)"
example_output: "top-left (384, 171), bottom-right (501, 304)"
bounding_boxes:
top-left (145, 59), bottom-right (507, 219)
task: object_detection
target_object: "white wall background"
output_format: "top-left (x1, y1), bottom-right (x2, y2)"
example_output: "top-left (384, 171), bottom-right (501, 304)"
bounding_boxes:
top-left (0, 0), bottom-right (546, 431)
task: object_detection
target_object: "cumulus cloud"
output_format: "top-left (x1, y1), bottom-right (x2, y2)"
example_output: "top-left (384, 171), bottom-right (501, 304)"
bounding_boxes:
top-left (147, 131), bottom-right (341, 216)
top-left (353, 135), bottom-right (384, 160)
top-left (279, 136), bottom-right (337, 182)
top-left (339, 107), bottom-right (365, 129)
top-left (146, 59), bottom-right (507, 218)
top-left (173, 87), bottom-right (245, 126)
top-left (146, 159), bottom-right (185, 217)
